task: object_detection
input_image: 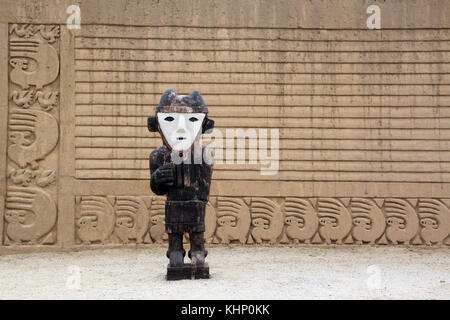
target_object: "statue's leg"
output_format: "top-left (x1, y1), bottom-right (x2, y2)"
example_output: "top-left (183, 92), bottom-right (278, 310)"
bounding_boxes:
top-left (188, 231), bottom-right (208, 266)
top-left (166, 233), bottom-right (185, 267)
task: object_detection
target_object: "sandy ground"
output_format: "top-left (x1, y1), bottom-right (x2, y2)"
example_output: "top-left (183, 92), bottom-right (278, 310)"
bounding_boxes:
top-left (0, 245), bottom-right (448, 300)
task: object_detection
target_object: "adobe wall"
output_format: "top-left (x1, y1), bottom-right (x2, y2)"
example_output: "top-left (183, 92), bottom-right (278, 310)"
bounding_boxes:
top-left (1, 0), bottom-right (449, 253)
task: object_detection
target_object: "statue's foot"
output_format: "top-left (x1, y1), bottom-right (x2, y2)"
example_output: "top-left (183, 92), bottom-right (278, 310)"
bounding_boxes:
top-left (190, 250), bottom-right (206, 266)
top-left (169, 251), bottom-right (184, 267)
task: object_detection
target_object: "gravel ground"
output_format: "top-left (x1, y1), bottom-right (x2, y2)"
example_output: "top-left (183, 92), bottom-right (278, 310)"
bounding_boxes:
top-left (0, 245), bottom-right (448, 300)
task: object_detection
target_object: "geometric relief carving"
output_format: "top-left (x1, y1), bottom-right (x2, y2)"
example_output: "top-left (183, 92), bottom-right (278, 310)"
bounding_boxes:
top-left (215, 197), bottom-right (251, 244)
top-left (113, 196), bottom-right (150, 244)
top-left (418, 199), bottom-right (450, 245)
top-left (250, 198), bottom-right (283, 244)
top-left (73, 196), bottom-right (450, 247)
top-left (8, 109), bottom-right (59, 168)
top-left (76, 196), bottom-right (115, 245)
top-left (284, 198), bottom-right (318, 244)
top-left (385, 198), bottom-right (419, 245)
top-left (317, 198), bottom-right (352, 244)
top-left (5, 186), bottom-right (57, 244)
top-left (350, 198), bottom-right (386, 245)
top-left (9, 25), bottom-right (59, 89)
top-left (4, 24), bottom-right (60, 246)
top-left (149, 196), bottom-right (167, 244)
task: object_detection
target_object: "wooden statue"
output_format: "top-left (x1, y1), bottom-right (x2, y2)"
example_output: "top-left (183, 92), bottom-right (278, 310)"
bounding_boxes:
top-left (148, 89), bottom-right (214, 280)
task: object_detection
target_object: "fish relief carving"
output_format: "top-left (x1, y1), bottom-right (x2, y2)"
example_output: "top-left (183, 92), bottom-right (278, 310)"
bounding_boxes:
top-left (36, 91), bottom-right (59, 111)
top-left (35, 169), bottom-right (56, 187)
top-left (9, 38), bottom-right (59, 90)
top-left (149, 196), bottom-right (167, 244)
top-left (34, 25), bottom-right (60, 44)
top-left (250, 198), bottom-right (284, 244)
top-left (76, 196), bottom-right (115, 244)
top-left (113, 196), bottom-right (150, 244)
top-left (283, 198), bottom-right (319, 244)
top-left (9, 24), bottom-right (35, 38)
top-left (7, 168), bottom-right (35, 187)
top-left (9, 90), bottom-right (35, 108)
top-left (317, 198), bottom-right (352, 244)
top-left (8, 109), bottom-right (59, 169)
top-left (5, 186), bottom-right (57, 244)
top-left (216, 197), bottom-right (250, 244)
top-left (417, 199), bottom-right (450, 245)
top-left (7, 168), bottom-right (56, 188)
top-left (350, 198), bottom-right (386, 245)
top-left (10, 24), bottom-right (60, 43)
top-left (384, 198), bottom-right (419, 245)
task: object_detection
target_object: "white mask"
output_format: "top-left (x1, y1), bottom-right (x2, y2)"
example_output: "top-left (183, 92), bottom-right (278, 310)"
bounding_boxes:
top-left (157, 112), bottom-right (206, 151)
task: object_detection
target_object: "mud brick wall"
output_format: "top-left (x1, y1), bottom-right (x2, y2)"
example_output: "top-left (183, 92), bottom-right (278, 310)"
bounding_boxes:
top-left (0, 0), bottom-right (449, 253)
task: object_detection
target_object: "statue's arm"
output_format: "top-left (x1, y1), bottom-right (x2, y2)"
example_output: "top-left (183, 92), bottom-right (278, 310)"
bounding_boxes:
top-left (149, 149), bottom-right (173, 195)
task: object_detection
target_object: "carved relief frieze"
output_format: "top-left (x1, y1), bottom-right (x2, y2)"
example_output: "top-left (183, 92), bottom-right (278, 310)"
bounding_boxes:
top-left (3, 24), bottom-right (60, 246)
top-left (74, 196), bottom-right (450, 246)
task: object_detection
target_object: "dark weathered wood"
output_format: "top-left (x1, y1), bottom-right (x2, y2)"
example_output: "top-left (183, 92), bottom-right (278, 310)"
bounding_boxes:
top-left (166, 263), bottom-right (210, 281)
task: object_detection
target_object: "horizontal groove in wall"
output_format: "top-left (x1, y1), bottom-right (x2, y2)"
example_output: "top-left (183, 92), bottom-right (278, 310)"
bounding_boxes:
top-left (74, 52), bottom-right (450, 64)
top-left (73, 171), bottom-right (450, 183)
top-left (74, 92), bottom-right (450, 97)
top-left (73, 115), bottom-right (450, 121)
top-left (75, 36), bottom-right (450, 42)
top-left (73, 117), bottom-right (450, 129)
top-left (74, 95), bottom-right (450, 106)
top-left (79, 26), bottom-right (450, 39)
top-left (73, 149), bottom-right (450, 160)
top-left (73, 73), bottom-right (450, 85)
top-left (74, 59), bottom-right (450, 66)
top-left (73, 178), bottom-right (450, 184)
top-left (73, 129), bottom-right (450, 139)
top-left (74, 47), bottom-right (450, 54)
top-left (74, 85), bottom-right (450, 96)
top-left (74, 160), bottom-right (450, 172)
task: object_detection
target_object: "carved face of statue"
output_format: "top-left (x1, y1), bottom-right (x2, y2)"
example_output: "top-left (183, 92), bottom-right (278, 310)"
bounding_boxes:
top-left (157, 112), bottom-right (205, 152)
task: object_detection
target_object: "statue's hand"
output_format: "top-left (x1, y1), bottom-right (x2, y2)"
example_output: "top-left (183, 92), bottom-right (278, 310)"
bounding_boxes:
top-left (153, 164), bottom-right (174, 187)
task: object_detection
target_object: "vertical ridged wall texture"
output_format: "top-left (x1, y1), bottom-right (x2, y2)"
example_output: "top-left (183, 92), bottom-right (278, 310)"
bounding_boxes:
top-left (0, 0), bottom-right (449, 252)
